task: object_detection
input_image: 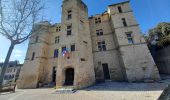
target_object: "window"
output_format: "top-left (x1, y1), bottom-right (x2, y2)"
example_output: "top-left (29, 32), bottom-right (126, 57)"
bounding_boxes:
top-left (62, 46), bottom-right (66, 52)
top-left (56, 26), bottom-right (61, 32)
top-left (95, 17), bottom-right (101, 24)
top-left (118, 6), bottom-right (122, 13)
top-left (96, 29), bottom-right (103, 36)
top-left (54, 49), bottom-right (58, 58)
top-left (67, 25), bottom-right (72, 29)
top-left (67, 10), bottom-right (72, 20)
top-left (55, 36), bottom-right (60, 44)
top-left (126, 32), bottom-right (134, 44)
top-left (122, 18), bottom-right (127, 27)
top-left (31, 52), bottom-right (35, 60)
top-left (35, 36), bottom-right (39, 43)
top-left (67, 25), bottom-right (72, 36)
top-left (98, 41), bottom-right (106, 51)
top-left (81, 58), bottom-right (86, 61)
top-left (71, 44), bottom-right (75, 51)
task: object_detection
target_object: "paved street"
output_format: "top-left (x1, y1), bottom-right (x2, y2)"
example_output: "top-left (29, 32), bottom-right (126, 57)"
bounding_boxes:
top-left (0, 75), bottom-right (170, 100)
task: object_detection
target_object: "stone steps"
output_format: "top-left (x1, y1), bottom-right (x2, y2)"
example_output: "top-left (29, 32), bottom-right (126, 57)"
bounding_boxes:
top-left (55, 87), bottom-right (76, 94)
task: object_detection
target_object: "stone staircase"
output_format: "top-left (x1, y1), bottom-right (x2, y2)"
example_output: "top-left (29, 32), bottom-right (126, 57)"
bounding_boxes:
top-left (55, 87), bottom-right (76, 94)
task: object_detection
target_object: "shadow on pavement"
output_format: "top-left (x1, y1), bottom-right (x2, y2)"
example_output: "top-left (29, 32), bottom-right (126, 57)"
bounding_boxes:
top-left (158, 84), bottom-right (170, 100)
top-left (85, 74), bottom-right (170, 92)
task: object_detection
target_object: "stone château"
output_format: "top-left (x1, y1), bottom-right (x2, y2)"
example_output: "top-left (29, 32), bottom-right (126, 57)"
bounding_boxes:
top-left (18, 0), bottom-right (160, 89)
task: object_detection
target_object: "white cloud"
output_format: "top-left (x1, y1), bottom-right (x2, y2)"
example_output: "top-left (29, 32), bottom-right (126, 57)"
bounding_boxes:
top-left (14, 54), bottom-right (22, 57)
top-left (13, 49), bottom-right (24, 58)
top-left (14, 49), bottom-right (23, 54)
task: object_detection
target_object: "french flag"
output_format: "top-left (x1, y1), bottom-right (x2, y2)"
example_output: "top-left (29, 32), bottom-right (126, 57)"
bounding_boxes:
top-left (62, 49), bottom-right (69, 57)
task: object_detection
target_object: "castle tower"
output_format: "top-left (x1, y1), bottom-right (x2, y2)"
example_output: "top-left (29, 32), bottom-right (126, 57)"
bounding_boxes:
top-left (108, 1), bottom-right (160, 82)
top-left (56, 0), bottom-right (95, 89)
top-left (18, 22), bottom-right (51, 88)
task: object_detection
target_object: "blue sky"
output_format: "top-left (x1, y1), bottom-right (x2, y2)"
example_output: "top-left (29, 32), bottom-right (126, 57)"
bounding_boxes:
top-left (0, 0), bottom-right (170, 63)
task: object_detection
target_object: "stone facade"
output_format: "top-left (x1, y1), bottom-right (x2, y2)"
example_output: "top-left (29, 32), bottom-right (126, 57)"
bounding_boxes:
top-left (18, 0), bottom-right (160, 89)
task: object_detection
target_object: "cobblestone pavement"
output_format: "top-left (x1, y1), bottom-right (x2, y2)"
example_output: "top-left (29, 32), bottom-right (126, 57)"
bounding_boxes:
top-left (0, 75), bottom-right (170, 100)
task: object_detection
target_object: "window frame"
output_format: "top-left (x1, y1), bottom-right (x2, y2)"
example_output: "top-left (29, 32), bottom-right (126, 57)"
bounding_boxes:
top-left (55, 36), bottom-right (60, 44)
top-left (56, 26), bottom-right (61, 32)
top-left (125, 32), bottom-right (134, 44)
top-left (71, 44), bottom-right (75, 52)
top-left (118, 6), bottom-right (123, 13)
top-left (54, 49), bottom-right (59, 58)
top-left (97, 41), bottom-right (106, 51)
top-left (95, 17), bottom-right (101, 24)
top-left (67, 24), bottom-right (72, 36)
top-left (96, 29), bottom-right (103, 36)
top-left (122, 18), bottom-right (127, 27)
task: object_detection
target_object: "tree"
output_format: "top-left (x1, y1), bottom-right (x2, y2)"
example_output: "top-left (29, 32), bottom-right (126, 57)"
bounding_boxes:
top-left (147, 22), bottom-right (170, 46)
top-left (0, 0), bottom-right (44, 89)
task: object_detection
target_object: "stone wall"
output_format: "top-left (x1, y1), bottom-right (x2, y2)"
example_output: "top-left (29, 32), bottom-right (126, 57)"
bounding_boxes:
top-left (89, 13), bottom-right (125, 82)
top-left (17, 22), bottom-right (50, 89)
top-left (108, 1), bottom-right (160, 82)
top-left (119, 44), bottom-right (160, 82)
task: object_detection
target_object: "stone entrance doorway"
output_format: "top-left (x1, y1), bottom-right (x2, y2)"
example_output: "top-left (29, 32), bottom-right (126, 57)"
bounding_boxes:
top-left (64, 68), bottom-right (74, 86)
top-left (102, 63), bottom-right (111, 80)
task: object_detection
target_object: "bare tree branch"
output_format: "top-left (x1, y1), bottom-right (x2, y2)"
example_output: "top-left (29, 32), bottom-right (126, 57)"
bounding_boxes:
top-left (0, 0), bottom-right (45, 87)
top-left (0, 0), bottom-right (44, 44)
